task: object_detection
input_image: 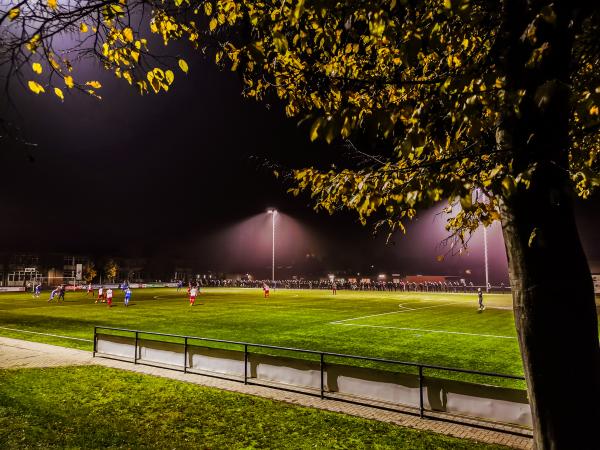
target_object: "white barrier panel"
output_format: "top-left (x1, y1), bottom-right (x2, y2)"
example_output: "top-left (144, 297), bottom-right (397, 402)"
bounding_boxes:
top-left (328, 364), bottom-right (425, 409)
top-left (138, 339), bottom-right (185, 367)
top-left (95, 334), bottom-right (531, 427)
top-left (446, 392), bottom-right (531, 427)
top-left (426, 378), bottom-right (531, 427)
top-left (252, 354), bottom-right (323, 389)
top-left (188, 346), bottom-right (246, 377)
top-left (96, 334), bottom-right (136, 359)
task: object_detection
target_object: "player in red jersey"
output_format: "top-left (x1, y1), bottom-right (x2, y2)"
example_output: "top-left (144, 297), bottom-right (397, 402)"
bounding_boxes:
top-left (106, 288), bottom-right (113, 308)
top-left (189, 286), bottom-right (197, 306)
top-left (96, 286), bottom-right (104, 304)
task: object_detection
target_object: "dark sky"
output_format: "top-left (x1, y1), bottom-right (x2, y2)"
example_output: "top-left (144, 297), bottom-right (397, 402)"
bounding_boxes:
top-left (1, 47), bottom-right (599, 282)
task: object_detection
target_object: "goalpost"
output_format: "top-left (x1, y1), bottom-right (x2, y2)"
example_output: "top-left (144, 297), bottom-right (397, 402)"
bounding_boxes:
top-left (29, 276), bottom-right (80, 291)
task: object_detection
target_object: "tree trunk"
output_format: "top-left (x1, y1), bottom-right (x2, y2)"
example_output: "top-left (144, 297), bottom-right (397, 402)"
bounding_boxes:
top-left (496, 2), bottom-right (600, 446)
top-left (500, 171), bottom-right (600, 449)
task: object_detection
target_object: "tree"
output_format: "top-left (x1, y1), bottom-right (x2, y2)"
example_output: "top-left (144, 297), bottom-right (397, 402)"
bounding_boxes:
top-left (83, 262), bottom-right (97, 283)
top-left (2, 1), bottom-right (599, 447)
top-left (104, 259), bottom-right (119, 283)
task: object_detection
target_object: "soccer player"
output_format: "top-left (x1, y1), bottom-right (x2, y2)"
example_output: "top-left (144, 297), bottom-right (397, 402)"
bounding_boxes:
top-left (477, 288), bottom-right (485, 311)
top-left (124, 287), bottom-right (132, 307)
top-left (332, 282), bottom-right (337, 295)
top-left (47, 286), bottom-right (59, 302)
top-left (263, 282), bottom-right (270, 298)
top-left (34, 283), bottom-right (41, 298)
top-left (58, 285), bottom-right (65, 302)
top-left (189, 286), bottom-right (197, 306)
top-left (87, 283), bottom-right (93, 296)
top-left (106, 288), bottom-right (113, 308)
top-left (96, 286), bottom-right (104, 304)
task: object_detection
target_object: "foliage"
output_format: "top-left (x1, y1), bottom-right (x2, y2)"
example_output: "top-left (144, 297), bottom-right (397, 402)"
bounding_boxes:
top-left (0, 366), bottom-right (508, 449)
top-left (82, 262), bottom-right (97, 283)
top-left (2, 1), bottom-right (598, 248)
top-left (103, 259), bottom-right (118, 282)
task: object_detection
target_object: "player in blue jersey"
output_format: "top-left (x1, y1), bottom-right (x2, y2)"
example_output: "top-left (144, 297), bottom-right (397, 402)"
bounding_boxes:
top-left (124, 287), bottom-right (132, 307)
top-left (47, 287), bottom-right (59, 302)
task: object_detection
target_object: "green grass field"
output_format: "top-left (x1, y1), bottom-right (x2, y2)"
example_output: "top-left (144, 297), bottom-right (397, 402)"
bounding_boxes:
top-left (0, 366), bottom-right (508, 449)
top-left (0, 287), bottom-right (528, 386)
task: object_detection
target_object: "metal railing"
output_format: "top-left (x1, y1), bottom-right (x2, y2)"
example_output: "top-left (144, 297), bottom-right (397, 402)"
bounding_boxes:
top-left (93, 326), bottom-right (530, 436)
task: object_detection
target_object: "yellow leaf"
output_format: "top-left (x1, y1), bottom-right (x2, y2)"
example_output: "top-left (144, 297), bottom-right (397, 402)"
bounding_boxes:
top-left (54, 87), bottom-right (64, 101)
top-left (28, 81), bottom-right (45, 94)
top-left (590, 105), bottom-right (599, 116)
top-left (123, 71), bottom-right (133, 85)
top-left (64, 75), bottom-right (74, 88)
top-left (123, 27), bottom-right (134, 43)
top-left (178, 59), bottom-right (189, 73)
top-left (48, 0), bottom-right (57, 9)
top-left (32, 62), bottom-right (43, 74)
top-left (26, 34), bottom-right (41, 53)
top-left (85, 81), bottom-right (102, 89)
top-left (49, 57), bottom-right (60, 70)
top-left (80, 23), bottom-right (88, 33)
top-left (165, 70), bottom-right (174, 85)
top-left (209, 18), bottom-right (218, 31)
top-left (8, 8), bottom-right (19, 20)
top-left (150, 77), bottom-right (161, 93)
top-left (204, 2), bottom-right (213, 15)
top-left (130, 50), bottom-right (139, 63)
top-left (152, 68), bottom-right (165, 80)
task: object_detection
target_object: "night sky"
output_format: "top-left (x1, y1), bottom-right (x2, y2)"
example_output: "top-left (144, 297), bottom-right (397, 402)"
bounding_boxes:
top-left (1, 47), bottom-right (599, 282)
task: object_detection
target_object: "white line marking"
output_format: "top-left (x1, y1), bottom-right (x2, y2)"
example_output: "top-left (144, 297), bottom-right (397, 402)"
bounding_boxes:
top-left (0, 326), bottom-right (93, 342)
top-left (333, 323), bottom-right (516, 339)
top-left (331, 301), bottom-right (465, 324)
top-left (397, 304), bottom-right (415, 310)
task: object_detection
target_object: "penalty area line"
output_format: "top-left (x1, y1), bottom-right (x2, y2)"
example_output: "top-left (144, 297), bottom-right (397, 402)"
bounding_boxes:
top-left (331, 323), bottom-right (516, 340)
top-left (0, 326), bottom-right (93, 342)
top-left (331, 300), bottom-right (465, 324)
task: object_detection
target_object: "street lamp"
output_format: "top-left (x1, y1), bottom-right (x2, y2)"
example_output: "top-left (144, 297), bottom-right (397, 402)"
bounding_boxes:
top-left (267, 209), bottom-right (278, 283)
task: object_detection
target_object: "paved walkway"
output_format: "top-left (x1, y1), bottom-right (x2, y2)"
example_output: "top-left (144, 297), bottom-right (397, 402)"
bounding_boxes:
top-left (0, 336), bottom-right (532, 449)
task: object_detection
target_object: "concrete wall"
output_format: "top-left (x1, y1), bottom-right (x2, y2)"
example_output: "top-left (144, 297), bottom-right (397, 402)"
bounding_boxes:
top-left (95, 334), bottom-right (531, 427)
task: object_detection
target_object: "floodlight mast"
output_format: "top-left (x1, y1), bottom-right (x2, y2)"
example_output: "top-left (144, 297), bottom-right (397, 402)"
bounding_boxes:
top-left (267, 209), bottom-right (277, 283)
top-left (474, 188), bottom-right (490, 292)
top-left (483, 226), bottom-right (489, 293)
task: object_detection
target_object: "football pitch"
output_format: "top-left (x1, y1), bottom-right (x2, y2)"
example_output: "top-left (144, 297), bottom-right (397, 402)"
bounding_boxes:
top-left (0, 287), bottom-right (529, 386)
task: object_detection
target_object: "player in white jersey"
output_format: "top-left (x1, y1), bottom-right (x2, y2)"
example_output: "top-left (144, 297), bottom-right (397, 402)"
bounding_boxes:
top-left (189, 287), bottom-right (197, 306)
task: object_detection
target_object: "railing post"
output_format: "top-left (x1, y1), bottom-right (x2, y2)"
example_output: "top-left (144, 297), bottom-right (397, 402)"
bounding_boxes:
top-left (134, 331), bottom-right (138, 364)
top-left (183, 337), bottom-right (188, 374)
top-left (320, 353), bottom-right (325, 399)
top-left (244, 344), bottom-right (248, 385)
top-left (419, 365), bottom-right (424, 418)
top-left (93, 326), bottom-right (97, 357)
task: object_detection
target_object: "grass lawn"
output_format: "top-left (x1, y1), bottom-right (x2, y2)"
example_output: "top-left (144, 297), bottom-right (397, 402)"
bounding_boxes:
top-left (0, 288), bottom-right (530, 386)
top-left (0, 365), bottom-right (509, 450)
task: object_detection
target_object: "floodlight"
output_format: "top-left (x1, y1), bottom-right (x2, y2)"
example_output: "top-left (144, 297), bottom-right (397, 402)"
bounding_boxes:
top-left (266, 208), bottom-right (278, 282)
